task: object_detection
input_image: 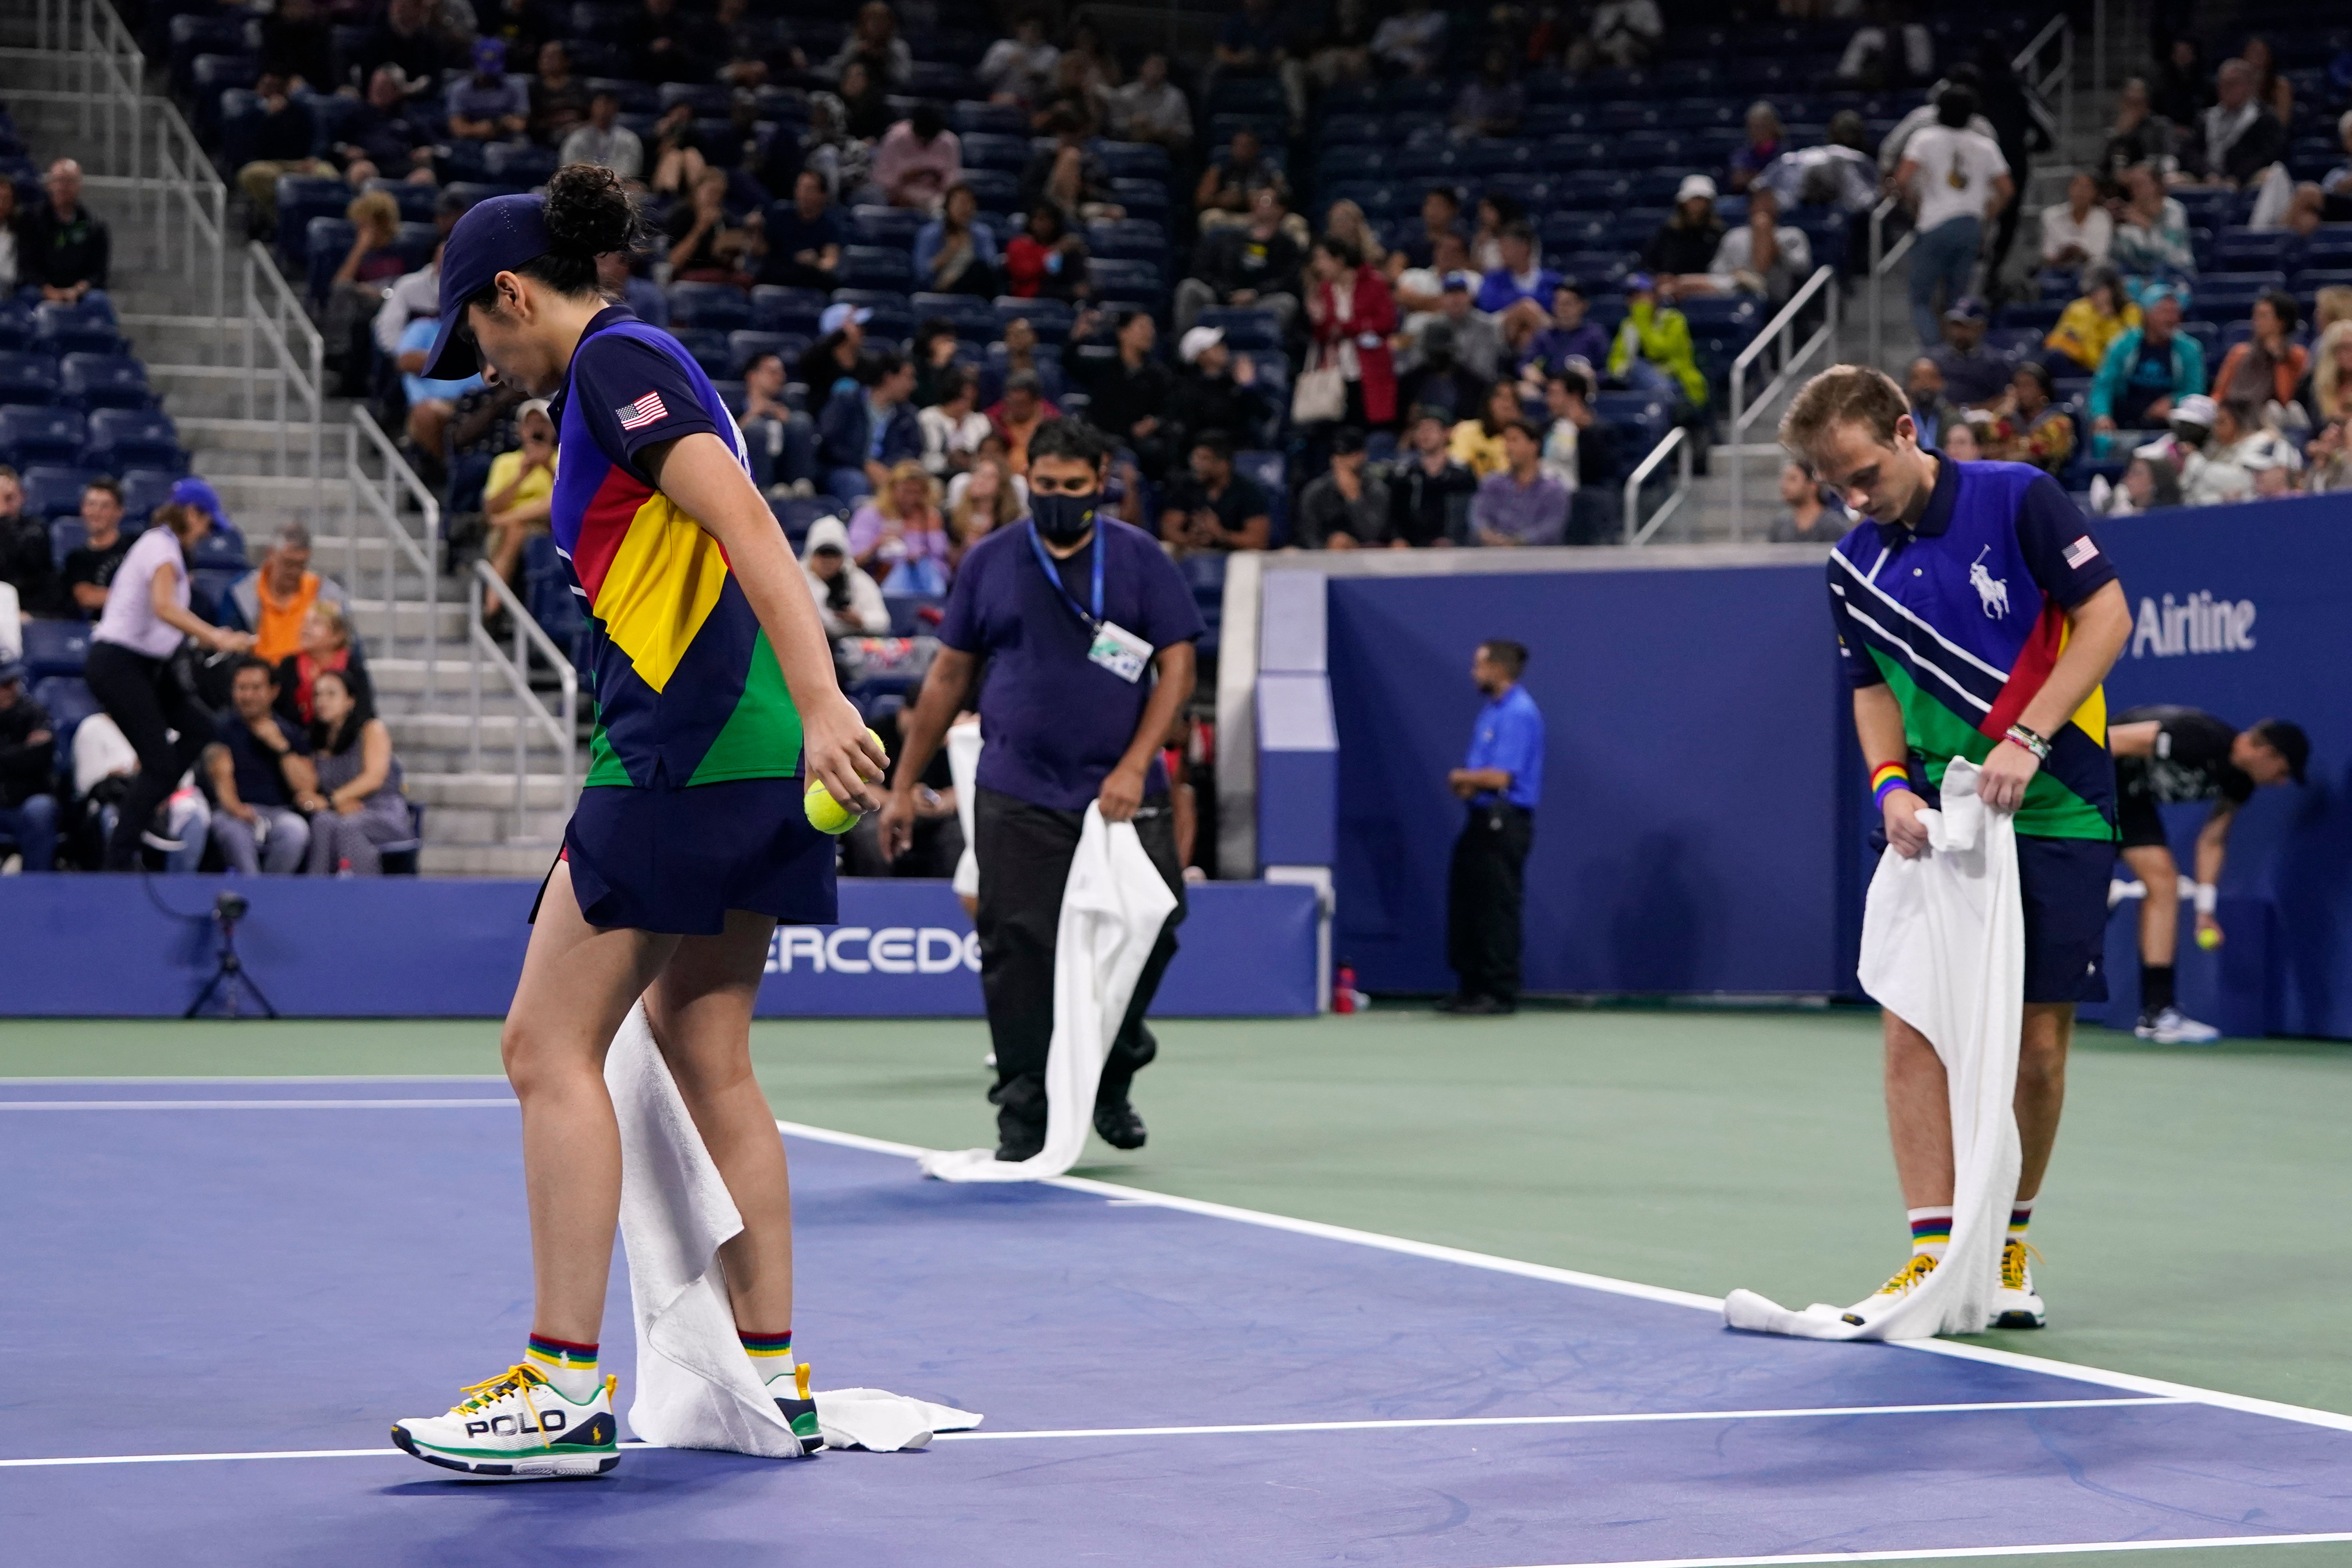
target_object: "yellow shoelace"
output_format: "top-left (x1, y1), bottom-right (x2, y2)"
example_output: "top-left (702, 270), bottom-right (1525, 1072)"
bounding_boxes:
top-left (1875, 1252), bottom-right (1938, 1296)
top-left (450, 1363), bottom-right (548, 1416)
top-left (2002, 1239), bottom-right (2043, 1290)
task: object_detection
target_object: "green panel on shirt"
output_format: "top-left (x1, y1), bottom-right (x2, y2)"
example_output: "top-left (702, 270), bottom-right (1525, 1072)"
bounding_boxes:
top-left (1870, 650), bottom-right (2114, 841)
top-left (583, 720), bottom-right (635, 788)
top-left (684, 628), bottom-right (804, 786)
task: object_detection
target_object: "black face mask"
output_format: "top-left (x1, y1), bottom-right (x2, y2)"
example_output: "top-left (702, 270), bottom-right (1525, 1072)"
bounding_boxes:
top-left (1030, 490), bottom-right (1099, 544)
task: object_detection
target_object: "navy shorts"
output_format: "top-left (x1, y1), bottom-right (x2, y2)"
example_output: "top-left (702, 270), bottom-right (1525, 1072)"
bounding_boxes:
top-left (536, 776), bottom-right (837, 936)
top-left (2016, 834), bottom-right (2113, 1005)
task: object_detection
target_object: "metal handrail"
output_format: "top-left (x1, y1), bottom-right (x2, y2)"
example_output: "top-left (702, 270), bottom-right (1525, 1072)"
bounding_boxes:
top-left (1621, 425), bottom-right (1692, 545)
top-left (1727, 265), bottom-right (1842, 538)
top-left (241, 243), bottom-right (326, 514)
top-left (1865, 197), bottom-right (1917, 370)
top-left (466, 562), bottom-right (580, 839)
top-left (347, 407), bottom-right (444, 695)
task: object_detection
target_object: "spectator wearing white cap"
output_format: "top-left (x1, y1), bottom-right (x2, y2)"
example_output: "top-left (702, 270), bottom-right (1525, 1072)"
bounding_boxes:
top-left (1707, 187), bottom-right (1813, 307)
top-left (1167, 325), bottom-right (1272, 457)
top-left (796, 303), bottom-right (871, 403)
top-left (1641, 174), bottom-right (1728, 281)
top-left (483, 399), bottom-right (558, 590)
top-left (801, 515), bottom-right (890, 637)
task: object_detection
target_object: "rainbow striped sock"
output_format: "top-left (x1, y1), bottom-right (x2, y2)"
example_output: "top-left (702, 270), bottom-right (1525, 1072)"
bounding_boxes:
top-left (2008, 1198), bottom-right (2034, 1245)
top-left (1907, 1206), bottom-right (1953, 1261)
top-left (740, 1328), bottom-right (795, 1386)
top-left (524, 1334), bottom-right (601, 1401)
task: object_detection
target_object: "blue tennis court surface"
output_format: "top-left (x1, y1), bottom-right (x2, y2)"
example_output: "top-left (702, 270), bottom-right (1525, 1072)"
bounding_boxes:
top-left (5, 1078), bottom-right (2351, 1567)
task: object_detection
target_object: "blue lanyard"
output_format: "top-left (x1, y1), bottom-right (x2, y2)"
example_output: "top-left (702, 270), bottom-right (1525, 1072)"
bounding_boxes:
top-left (1027, 521), bottom-right (1103, 628)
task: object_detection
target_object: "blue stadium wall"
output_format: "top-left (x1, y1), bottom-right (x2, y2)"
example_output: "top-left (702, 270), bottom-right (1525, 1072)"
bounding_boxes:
top-left (1323, 494), bottom-right (2352, 1039)
top-left (0, 879), bottom-right (1319, 1019)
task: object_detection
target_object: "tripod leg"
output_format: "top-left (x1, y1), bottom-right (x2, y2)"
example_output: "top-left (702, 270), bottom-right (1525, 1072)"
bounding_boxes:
top-left (234, 966), bottom-right (281, 1020)
top-left (185, 959), bottom-right (232, 1020)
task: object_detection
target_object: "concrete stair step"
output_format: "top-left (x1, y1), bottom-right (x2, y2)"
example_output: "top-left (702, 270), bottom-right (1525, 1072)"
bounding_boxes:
top-left (420, 842), bottom-right (563, 877)
top-left (348, 598), bottom-right (468, 641)
top-left (406, 771), bottom-right (576, 810)
top-left (415, 804), bottom-right (576, 846)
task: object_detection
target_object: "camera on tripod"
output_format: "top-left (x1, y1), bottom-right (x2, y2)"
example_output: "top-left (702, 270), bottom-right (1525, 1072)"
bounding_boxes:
top-left (187, 888), bottom-right (274, 1020)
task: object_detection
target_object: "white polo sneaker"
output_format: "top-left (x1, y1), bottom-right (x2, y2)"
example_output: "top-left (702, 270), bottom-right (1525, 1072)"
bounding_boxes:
top-left (391, 1363), bottom-right (620, 1478)
top-left (1993, 1239), bottom-right (2047, 1329)
top-left (2136, 1007), bottom-right (2221, 1044)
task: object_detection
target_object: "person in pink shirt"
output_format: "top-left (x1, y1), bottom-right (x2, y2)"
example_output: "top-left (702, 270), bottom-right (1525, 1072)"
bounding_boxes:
top-left (873, 104), bottom-right (963, 212)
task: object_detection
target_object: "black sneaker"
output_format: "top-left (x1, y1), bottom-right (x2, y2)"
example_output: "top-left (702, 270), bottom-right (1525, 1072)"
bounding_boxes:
top-left (994, 1117), bottom-right (1045, 1163)
top-left (1093, 1100), bottom-right (1147, 1150)
top-left (1438, 994), bottom-right (1515, 1016)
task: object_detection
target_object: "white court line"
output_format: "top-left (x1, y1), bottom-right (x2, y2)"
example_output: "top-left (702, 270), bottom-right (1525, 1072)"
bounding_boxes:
top-left (0, 1075), bottom-right (509, 1084)
top-left (0, 1399), bottom-right (2189, 1468)
top-left (0, 1099), bottom-right (517, 1111)
top-left (6, 1094), bottom-right (2348, 1446)
top-left (772, 1118), bottom-right (2352, 1438)
top-left (1493, 1535), bottom-right (2352, 1567)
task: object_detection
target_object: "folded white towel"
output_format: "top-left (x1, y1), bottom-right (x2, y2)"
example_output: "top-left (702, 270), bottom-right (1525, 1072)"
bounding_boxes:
top-left (920, 804), bottom-right (1178, 1183)
top-left (1724, 758), bottom-right (2024, 1341)
top-left (604, 1003), bottom-right (982, 1453)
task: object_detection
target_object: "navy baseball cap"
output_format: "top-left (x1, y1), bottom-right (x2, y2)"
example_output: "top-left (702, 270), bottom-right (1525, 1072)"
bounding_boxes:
top-left (423, 193), bottom-right (554, 380)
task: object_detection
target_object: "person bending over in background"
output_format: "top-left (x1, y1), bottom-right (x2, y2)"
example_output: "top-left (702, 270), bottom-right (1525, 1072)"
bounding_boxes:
top-left (880, 418), bottom-right (1202, 1161)
top-left (2107, 708), bottom-right (2307, 1045)
top-left (205, 655), bottom-right (316, 875)
top-left (80, 502), bottom-right (254, 870)
top-left (1442, 639), bottom-right (1543, 1016)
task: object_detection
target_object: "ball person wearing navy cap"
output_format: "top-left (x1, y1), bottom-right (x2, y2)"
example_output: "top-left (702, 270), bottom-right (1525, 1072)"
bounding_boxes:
top-left (389, 166), bottom-right (886, 1477)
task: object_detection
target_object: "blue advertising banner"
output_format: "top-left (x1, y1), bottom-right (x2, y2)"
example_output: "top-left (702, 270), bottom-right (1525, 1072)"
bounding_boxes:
top-left (0, 877), bottom-right (1320, 1019)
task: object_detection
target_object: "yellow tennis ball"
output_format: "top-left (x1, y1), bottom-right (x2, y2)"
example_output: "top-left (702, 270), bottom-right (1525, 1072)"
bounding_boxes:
top-left (2196, 926), bottom-right (2222, 951)
top-left (803, 730), bottom-right (890, 836)
top-left (805, 780), bottom-right (860, 835)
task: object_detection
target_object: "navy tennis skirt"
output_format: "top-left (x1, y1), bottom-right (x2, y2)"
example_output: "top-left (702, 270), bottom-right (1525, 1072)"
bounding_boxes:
top-left (535, 777), bottom-right (837, 936)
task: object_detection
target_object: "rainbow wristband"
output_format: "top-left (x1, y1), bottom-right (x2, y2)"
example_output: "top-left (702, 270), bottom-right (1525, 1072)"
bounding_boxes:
top-left (1871, 762), bottom-right (1909, 811)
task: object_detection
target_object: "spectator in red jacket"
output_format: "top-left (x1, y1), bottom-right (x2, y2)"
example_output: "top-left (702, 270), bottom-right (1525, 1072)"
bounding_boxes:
top-left (1304, 231), bottom-right (1399, 431)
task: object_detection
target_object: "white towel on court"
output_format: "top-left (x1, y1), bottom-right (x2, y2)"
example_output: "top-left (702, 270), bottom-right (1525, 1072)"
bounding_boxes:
top-left (1723, 758), bottom-right (2024, 1341)
top-left (604, 1004), bottom-right (983, 1452)
top-left (919, 804), bottom-right (1178, 1183)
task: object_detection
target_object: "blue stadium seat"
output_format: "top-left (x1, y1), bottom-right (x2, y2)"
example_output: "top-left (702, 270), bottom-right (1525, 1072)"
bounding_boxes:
top-left (667, 281), bottom-right (753, 328)
top-left (960, 132), bottom-right (1029, 171)
top-left (2303, 229), bottom-right (2352, 270)
top-left (993, 296), bottom-right (1073, 341)
top-left (910, 293), bottom-right (1000, 338)
top-left (21, 619), bottom-right (89, 679)
top-left (274, 175), bottom-right (350, 267)
top-left (365, 180), bottom-right (439, 224)
top-left (84, 409), bottom-right (183, 471)
top-left (1083, 219), bottom-right (1166, 262)
top-left (1094, 141), bottom-right (1170, 182)
top-left (26, 468), bottom-right (98, 523)
top-left (1551, 171), bottom-right (1630, 212)
top-left (1541, 133), bottom-right (1608, 170)
top-left (851, 205), bottom-right (924, 249)
top-left (0, 407), bottom-right (86, 467)
top-left (951, 100), bottom-right (1027, 136)
top-left (750, 284), bottom-right (827, 334)
top-left (839, 246), bottom-right (914, 290)
top-left (724, 330), bottom-right (800, 376)
top-left (1320, 113), bottom-right (1385, 146)
top-left (303, 218), bottom-right (354, 300)
top-left (1234, 450), bottom-right (1287, 544)
top-left (483, 142), bottom-right (558, 186)
top-left (1194, 308), bottom-right (1281, 350)
top-left (189, 567), bottom-right (243, 624)
top-left (187, 526), bottom-right (249, 572)
top-left (666, 327), bottom-right (735, 379)
top-left (119, 468), bottom-right (182, 523)
top-left (0, 299), bottom-right (31, 353)
top-left (960, 169), bottom-right (1022, 210)
top-left (29, 675), bottom-right (96, 751)
top-left (33, 305), bottom-right (120, 357)
top-left (657, 82), bottom-right (733, 116)
top-left (0, 350), bottom-right (62, 406)
top-left (1087, 258), bottom-right (1164, 303)
top-left (769, 495), bottom-right (835, 546)
top-left (1108, 179), bottom-right (1169, 220)
top-left (832, 293), bottom-right (915, 344)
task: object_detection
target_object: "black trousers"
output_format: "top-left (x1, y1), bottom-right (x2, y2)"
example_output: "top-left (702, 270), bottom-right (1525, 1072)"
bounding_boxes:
top-left (1447, 801), bottom-right (1533, 1002)
top-left (83, 641), bottom-right (214, 871)
top-left (974, 786), bottom-right (1187, 1133)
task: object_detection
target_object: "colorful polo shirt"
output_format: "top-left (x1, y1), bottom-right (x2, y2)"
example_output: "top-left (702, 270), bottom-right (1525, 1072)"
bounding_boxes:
top-left (1827, 455), bottom-right (2119, 840)
top-left (549, 306), bottom-right (802, 789)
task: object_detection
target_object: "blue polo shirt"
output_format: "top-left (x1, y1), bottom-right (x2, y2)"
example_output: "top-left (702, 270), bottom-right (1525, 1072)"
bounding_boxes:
top-left (937, 517), bottom-right (1205, 811)
top-left (1465, 683), bottom-right (1544, 809)
top-left (1826, 454), bottom-right (2119, 840)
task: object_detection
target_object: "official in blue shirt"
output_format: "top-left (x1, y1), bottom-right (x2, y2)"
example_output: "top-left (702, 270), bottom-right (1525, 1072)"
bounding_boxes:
top-left (880, 418), bottom-right (1205, 1160)
top-left (1444, 639), bottom-right (1544, 1014)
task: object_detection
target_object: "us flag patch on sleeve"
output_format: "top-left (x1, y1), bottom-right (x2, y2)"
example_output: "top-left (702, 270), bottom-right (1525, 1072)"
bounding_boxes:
top-left (617, 391), bottom-right (668, 431)
top-left (2063, 536), bottom-right (2100, 569)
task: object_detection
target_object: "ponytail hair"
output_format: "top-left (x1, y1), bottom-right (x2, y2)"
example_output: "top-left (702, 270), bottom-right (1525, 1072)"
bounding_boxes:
top-left (465, 163), bottom-right (644, 312)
